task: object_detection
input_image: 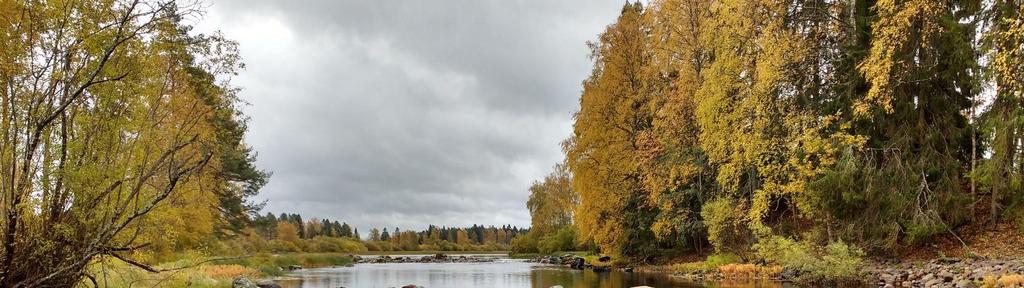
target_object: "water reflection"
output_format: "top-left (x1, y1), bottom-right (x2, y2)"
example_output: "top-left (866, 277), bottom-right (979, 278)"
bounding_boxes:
top-left (529, 265), bottom-right (696, 288)
top-left (278, 257), bottom-right (783, 288)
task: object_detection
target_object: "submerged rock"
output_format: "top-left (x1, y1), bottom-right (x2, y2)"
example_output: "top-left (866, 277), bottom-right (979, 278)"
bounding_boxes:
top-left (254, 279), bottom-right (282, 288)
top-left (231, 277), bottom-right (258, 288)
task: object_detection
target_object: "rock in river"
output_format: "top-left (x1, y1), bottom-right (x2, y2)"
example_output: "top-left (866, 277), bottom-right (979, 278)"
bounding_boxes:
top-left (232, 277), bottom-right (258, 288)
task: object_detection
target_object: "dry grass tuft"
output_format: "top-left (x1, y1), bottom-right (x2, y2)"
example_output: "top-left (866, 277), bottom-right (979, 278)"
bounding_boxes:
top-left (998, 273), bottom-right (1024, 287)
top-left (717, 263), bottom-right (783, 278)
top-left (201, 264), bottom-right (257, 279)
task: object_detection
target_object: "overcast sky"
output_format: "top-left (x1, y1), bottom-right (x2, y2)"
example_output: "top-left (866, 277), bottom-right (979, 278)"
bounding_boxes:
top-left (195, 1), bottom-right (624, 234)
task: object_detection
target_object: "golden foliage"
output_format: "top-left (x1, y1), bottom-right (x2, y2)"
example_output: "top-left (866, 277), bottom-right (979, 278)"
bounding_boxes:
top-left (527, 163), bottom-right (576, 236)
top-left (0, 1), bottom-right (246, 285)
top-left (857, 0), bottom-right (947, 115)
top-left (566, 2), bottom-right (655, 256)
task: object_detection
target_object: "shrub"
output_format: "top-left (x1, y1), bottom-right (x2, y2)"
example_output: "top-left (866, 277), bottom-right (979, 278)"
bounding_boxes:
top-left (753, 236), bottom-right (864, 281)
top-left (268, 240), bottom-right (301, 253)
top-left (705, 253), bottom-right (741, 267)
top-left (538, 226), bottom-right (576, 254)
top-left (701, 198), bottom-right (752, 254)
top-left (510, 234), bottom-right (539, 254)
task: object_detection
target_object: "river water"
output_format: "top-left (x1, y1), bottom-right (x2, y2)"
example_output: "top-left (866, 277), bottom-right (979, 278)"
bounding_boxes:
top-left (274, 254), bottom-right (777, 288)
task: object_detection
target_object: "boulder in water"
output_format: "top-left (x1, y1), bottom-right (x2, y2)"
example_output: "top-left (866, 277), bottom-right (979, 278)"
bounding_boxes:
top-left (231, 277), bottom-right (258, 288)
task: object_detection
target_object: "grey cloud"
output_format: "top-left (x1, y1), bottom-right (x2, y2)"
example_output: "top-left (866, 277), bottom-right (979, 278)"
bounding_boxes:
top-left (198, 0), bottom-right (623, 233)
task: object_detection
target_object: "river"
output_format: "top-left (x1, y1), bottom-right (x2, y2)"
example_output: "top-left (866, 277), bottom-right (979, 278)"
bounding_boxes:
top-left (274, 254), bottom-right (782, 288)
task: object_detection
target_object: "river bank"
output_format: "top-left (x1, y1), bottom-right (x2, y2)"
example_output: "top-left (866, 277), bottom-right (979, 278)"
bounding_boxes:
top-left (864, 258), bottom-right (1024, 287)
top-left (523, 253), bottom-right (1024, 287)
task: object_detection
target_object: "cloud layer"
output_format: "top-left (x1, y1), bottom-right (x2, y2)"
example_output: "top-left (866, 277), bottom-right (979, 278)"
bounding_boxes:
top-left (196, 1), bottom-right (623, 233)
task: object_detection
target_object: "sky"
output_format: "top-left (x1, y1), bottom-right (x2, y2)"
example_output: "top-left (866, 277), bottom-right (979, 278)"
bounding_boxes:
top-left (194, 1), bottom-right (625, 234)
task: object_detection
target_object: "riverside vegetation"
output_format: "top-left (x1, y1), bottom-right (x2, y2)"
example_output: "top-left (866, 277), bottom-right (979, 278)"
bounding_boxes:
top-left (3, 0), bottom-right (1024, 287)
top-left (513, 0), bottom-right (1024, 286)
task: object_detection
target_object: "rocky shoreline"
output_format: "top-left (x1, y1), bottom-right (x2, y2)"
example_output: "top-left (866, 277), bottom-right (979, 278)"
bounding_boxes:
top-left (660, 258), bottom-right (1024, 287)
top-left (526, 254), bottom-right (631, 273)
top-left (352, 253), bottom-right (500, 264)
top-left (865, 258), bottom-right (1024, 288)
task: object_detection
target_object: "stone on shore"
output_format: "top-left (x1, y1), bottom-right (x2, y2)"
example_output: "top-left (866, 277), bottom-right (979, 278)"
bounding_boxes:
top-left (865, 257), bottom-right (1024, 287)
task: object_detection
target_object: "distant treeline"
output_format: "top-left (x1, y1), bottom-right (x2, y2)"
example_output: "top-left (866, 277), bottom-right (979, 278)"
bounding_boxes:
top-left (239, 212), bottom-right (528, 253)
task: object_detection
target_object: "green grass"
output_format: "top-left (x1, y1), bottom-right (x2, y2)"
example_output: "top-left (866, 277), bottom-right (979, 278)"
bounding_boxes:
top-left (671, 253), bottom-right (743, 274)
top-left (218, 253), bottom-right (354, 276)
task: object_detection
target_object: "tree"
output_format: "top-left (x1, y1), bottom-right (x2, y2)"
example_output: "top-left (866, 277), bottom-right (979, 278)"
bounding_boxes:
top-left (340, 223), bottom-right (353, 238)
top-left (321, 219), bottom-right (333, 237)
top-left (979, 0), bottom-right (1024, 228)
top-left (845, 0), bottom-right (979, 244)
top-left (305, 219), bottom-right (322, 238)
top-left (276, 222), bottom-right (301, 244)
top-left (638, 0), bottom-right (716, 252)
top-left (370, 228), bottom-right (381, 241)
top-left (0, 1), bottom-right (252, 285)
top-left (527, 163), bottom-right (577, 235)
top-left (456, 229), bottom-right (471, 245)
top-left (565, 2), bottom-right (660, 257)
top-left (483, 229), bottom-right (497, 244)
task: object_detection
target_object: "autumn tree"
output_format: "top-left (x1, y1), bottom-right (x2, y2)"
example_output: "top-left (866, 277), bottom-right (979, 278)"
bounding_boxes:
top-left (370, 228), bottom-right (381, 241)
top-left (276, 222), bottom-right (301, 245)
top-left (565, 2), bottom-right (661, 257)
top-left (456, 229), bottom-right (471, 245)
top-left (0, 1), bottom-right (257, 285)
top-left (526, 163), bottom-right (577, 235)
top-left (639, 0), bottom-right (715, 251)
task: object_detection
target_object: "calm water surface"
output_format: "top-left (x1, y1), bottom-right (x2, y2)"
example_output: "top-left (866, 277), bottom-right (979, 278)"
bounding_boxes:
top-left (275, 255), bottom-right (775, 288)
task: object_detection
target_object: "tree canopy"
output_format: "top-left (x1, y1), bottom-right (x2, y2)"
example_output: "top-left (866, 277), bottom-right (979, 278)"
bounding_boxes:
top-left (548, 0), bottom-right (1024, 260)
